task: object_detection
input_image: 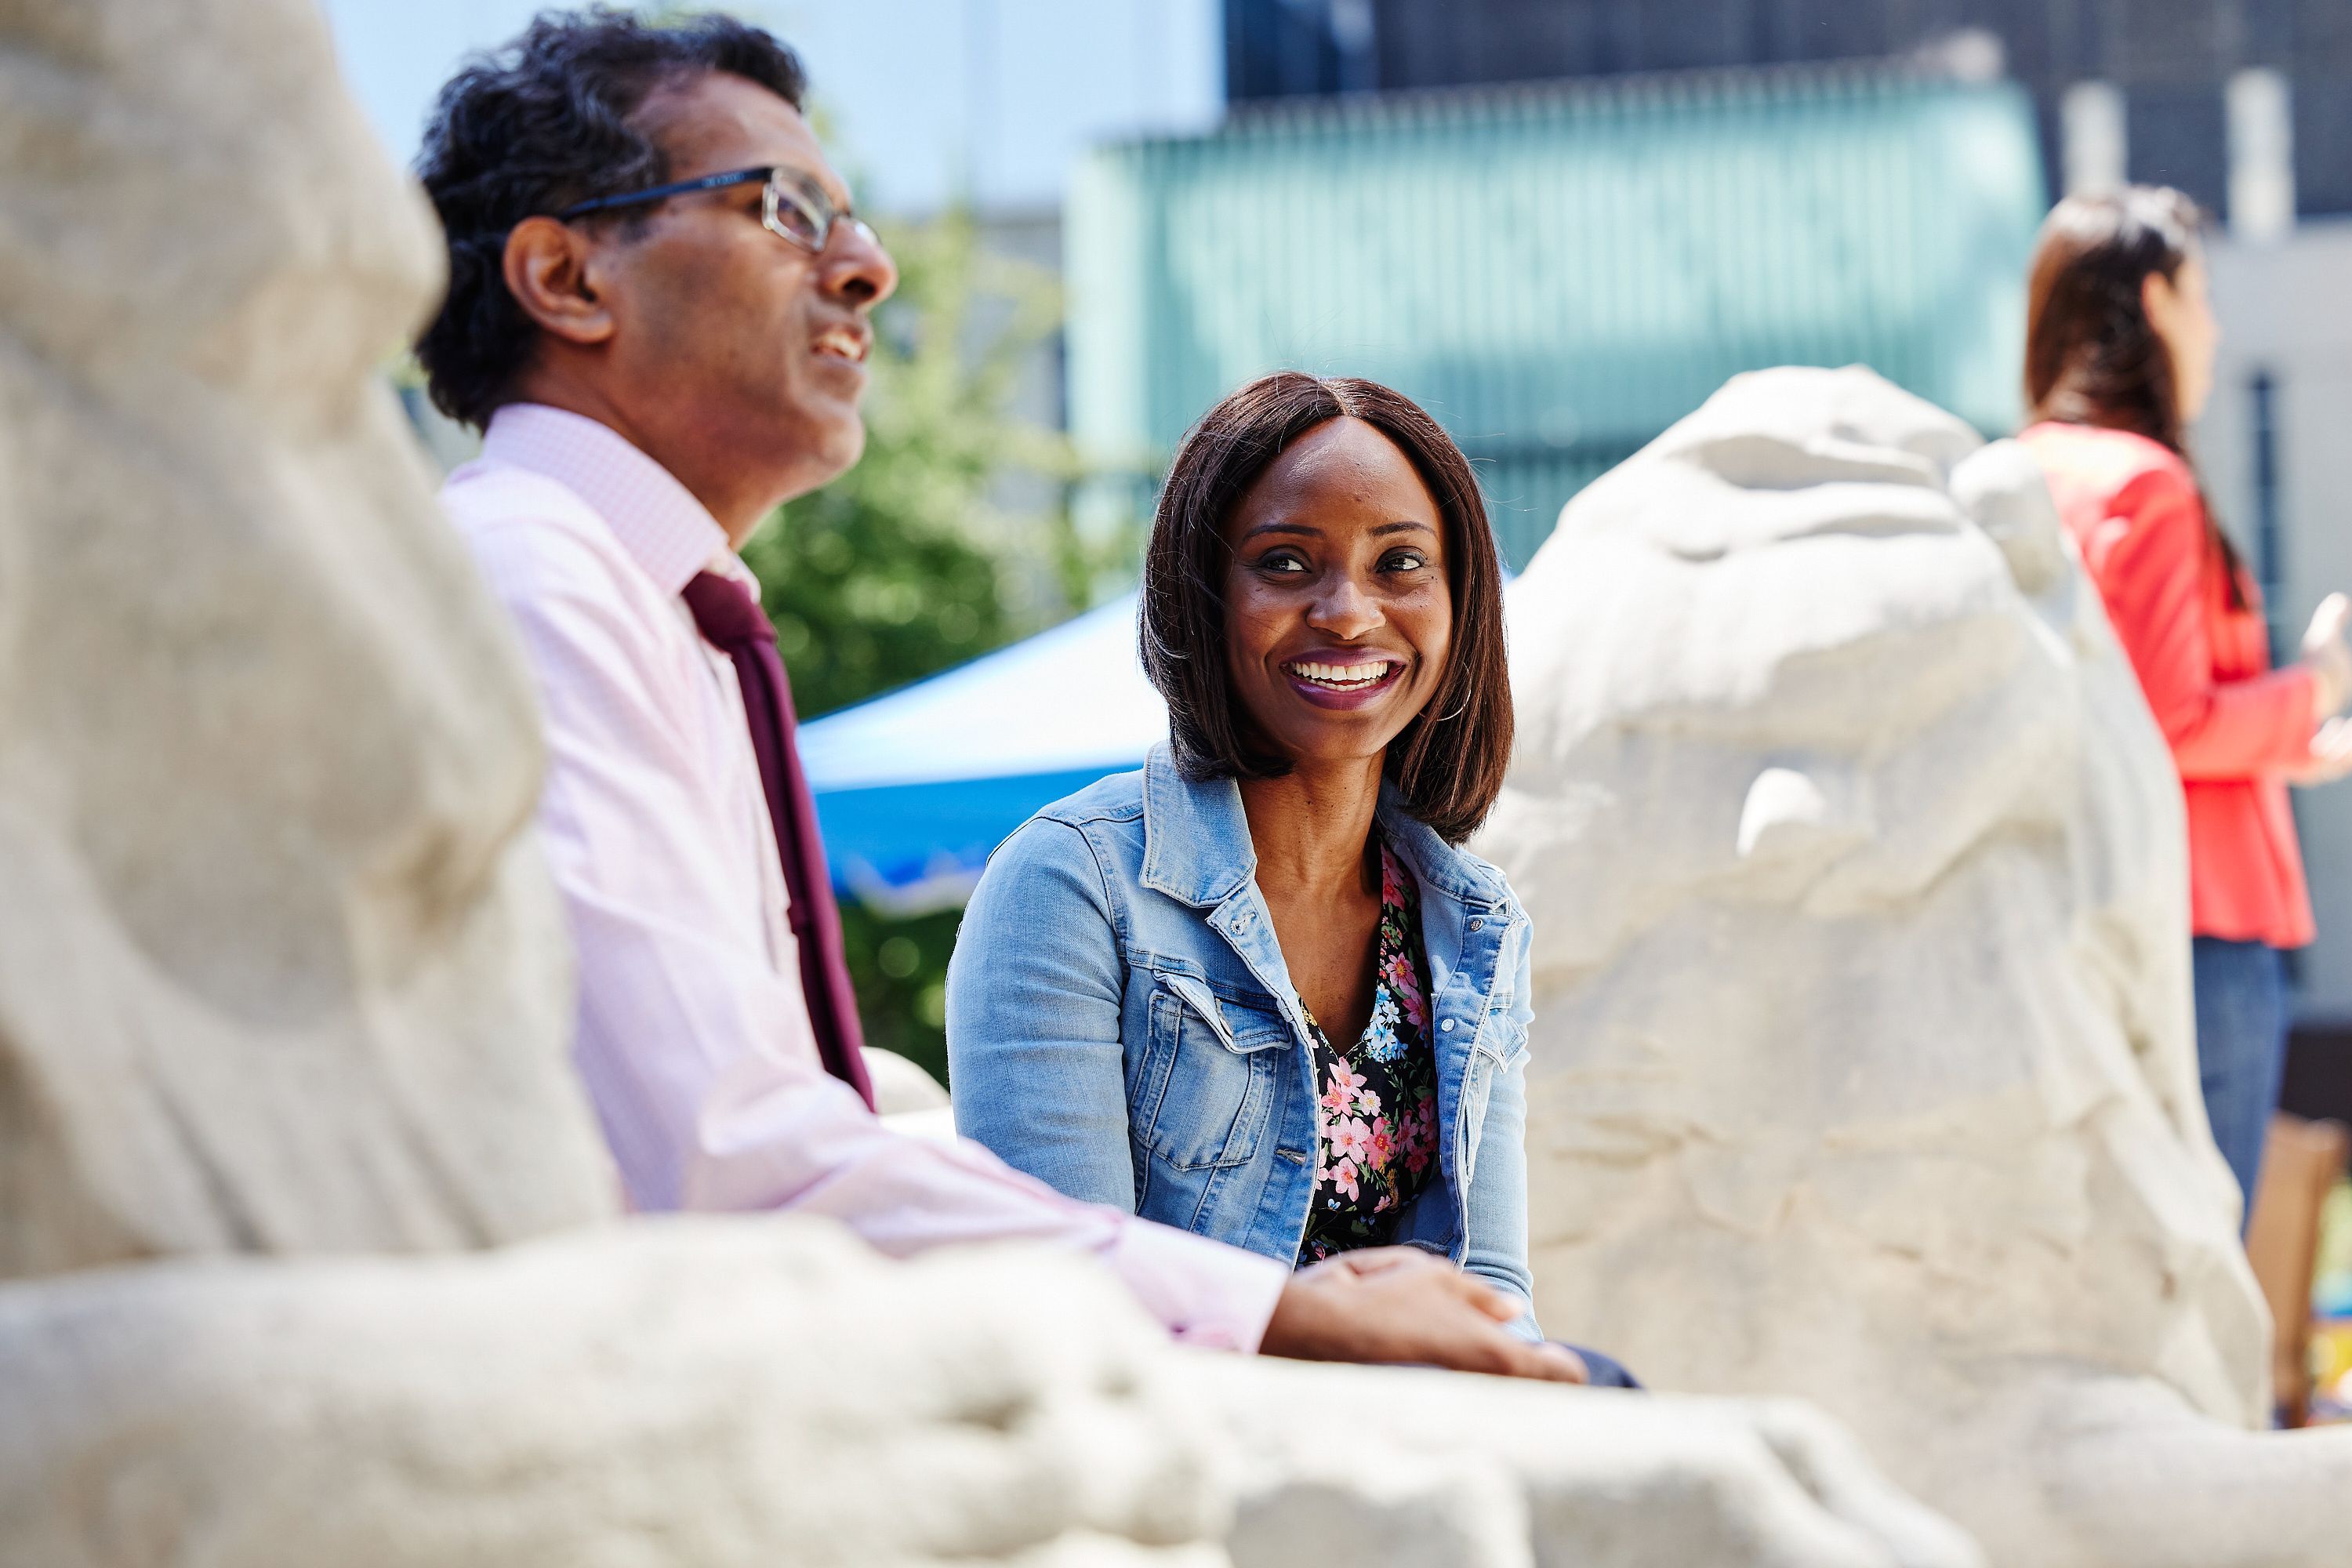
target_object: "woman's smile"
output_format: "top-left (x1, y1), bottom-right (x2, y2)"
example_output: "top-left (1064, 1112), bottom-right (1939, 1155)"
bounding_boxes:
top-left (1280, 653), bottom-right (1410, 708)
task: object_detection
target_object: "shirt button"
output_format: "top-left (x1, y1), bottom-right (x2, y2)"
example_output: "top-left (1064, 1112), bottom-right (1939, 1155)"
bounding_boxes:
top-left (1439, 1018), bottom-right (1456, 1033)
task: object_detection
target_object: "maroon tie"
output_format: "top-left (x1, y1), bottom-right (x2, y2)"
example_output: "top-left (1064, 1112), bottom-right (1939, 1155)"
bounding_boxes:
top-left (681, 571), bottom-right (876, 1110)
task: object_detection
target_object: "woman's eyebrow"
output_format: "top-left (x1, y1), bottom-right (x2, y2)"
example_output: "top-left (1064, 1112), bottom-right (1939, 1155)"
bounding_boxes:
top-left (1240, 520), bottom-right (1320, 540)
top-left (1239, 517), bottom-right (1436, 542)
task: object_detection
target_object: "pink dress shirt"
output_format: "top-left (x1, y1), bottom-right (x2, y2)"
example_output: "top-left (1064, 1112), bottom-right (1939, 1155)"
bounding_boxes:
top-left (444, 403), bottom-right (1286, 1349)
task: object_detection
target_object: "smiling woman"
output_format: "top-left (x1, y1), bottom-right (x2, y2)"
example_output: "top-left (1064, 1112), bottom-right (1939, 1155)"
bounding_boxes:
top-left (946, 374), bottom-right (1619, 1381)
top-left (1143, 375), bottom-right (1509, 844)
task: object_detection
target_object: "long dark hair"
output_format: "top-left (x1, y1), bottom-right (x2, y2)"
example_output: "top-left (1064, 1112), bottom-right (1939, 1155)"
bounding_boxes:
top-left (1141, 372), bottom-right (1512, 844)
top-left (2024, 185), bottom-right (2247, 608)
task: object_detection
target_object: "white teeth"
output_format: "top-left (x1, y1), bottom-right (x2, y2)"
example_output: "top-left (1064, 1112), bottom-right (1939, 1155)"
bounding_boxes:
top-left (1286, 660), bottom-right (1393, 689)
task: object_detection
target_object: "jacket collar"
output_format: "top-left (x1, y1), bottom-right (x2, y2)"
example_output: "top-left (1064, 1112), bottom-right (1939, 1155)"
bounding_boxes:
top-left (1140, 746), bottom-right (1257, 907)
top-left (1374, 790), bottom-right (1512, 913)
top-left (1138, 742), bottom-right (1514, 913)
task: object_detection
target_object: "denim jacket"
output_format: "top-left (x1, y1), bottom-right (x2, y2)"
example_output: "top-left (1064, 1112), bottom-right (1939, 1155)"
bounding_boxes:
top-left (946, 745), bottom-right (1541, 1338)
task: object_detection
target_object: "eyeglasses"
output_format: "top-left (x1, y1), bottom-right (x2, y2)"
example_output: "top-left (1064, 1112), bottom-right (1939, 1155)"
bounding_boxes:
top-left (555, 165), bottom-right (873, 254)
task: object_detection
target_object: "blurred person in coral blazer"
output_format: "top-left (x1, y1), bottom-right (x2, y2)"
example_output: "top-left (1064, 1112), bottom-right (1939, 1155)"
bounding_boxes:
top-left (2020, 187), bottom-right (2352, 1222)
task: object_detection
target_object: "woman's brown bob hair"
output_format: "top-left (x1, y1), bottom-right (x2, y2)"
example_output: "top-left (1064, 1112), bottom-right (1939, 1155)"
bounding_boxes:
top-left (1140, 372), bottom-right (1512, 844)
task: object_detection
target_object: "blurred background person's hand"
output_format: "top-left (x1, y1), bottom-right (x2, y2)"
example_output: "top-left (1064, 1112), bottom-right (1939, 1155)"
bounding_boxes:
top-left (2301, 592), bottom-right (2352, 724)
top-left (2290, 716), bottom-right (2352, 787)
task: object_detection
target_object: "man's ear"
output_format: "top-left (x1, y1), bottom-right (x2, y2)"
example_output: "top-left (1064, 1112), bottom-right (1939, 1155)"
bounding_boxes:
top-left (503, 216), bottom-right (617, 346)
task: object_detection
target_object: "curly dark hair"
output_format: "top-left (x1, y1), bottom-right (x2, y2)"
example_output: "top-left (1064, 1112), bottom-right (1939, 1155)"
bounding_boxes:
top-left (1142, 372), bottom-right (1514, 844)
top-left (413, 9), bottom-right (807, 429)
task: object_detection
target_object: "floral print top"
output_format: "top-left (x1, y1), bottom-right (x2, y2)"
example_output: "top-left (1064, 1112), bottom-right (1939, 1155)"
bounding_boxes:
top-left (1298, 838), bottom-right (1442, 1263)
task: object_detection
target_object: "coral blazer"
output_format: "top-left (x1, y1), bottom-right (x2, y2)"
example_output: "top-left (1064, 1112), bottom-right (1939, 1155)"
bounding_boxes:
top-left (2023, 422), bottom-right (2315, 949)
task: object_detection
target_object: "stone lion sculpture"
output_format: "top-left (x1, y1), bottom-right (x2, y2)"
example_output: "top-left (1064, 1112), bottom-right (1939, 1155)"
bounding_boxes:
top-left (0, 2), bottom-right (1977, 1565)
top-left (1484, 364), bottom-right (2352, 1567)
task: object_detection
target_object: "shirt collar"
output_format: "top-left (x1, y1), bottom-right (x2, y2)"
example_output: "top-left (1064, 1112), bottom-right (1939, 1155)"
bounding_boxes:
top-left (481, 403), bottom-right (735, 597)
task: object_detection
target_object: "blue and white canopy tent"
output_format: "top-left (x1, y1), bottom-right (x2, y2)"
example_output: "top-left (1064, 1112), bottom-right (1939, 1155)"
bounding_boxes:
top-left (799, 593), bottom-right (1167, 914)
top-left (800, 578), bottom-right (1531, 914)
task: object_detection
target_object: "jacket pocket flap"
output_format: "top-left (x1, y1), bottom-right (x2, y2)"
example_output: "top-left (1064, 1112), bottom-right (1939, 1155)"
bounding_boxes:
top-left (1474, 1012), bottom-right (1530, 1065)
top-left (1162, 974), bottom-right (1283, 1054)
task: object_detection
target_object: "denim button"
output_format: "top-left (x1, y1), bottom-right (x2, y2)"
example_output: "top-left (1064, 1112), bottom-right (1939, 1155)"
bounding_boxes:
top-left (1467, 916), bottom-right (1484, 931)
top-left (1439, 1018), bottom-right (1456, 1033)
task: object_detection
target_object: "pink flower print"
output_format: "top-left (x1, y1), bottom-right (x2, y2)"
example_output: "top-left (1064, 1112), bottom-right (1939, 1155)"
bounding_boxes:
top-left (1330, 1156), bottom-right (1361, 1200)
top-left (1381, 849), bottom-right (1407, 907)
top-left (1403, 1143), bottom-right (1431, 1176)
top-left (1400, 1101), bottom-right (1437, 1160)
top-left (1353, 1085), bottom-right (1382, 1120)
top-left (1320, 1061), bottom-right (1367, 1115)
top-left (1389, 968), bottom-right (1428, 1032)
top-left (1329, 1117), bottom-right (1374, 1166)
top-left (1366, 1117), bottom-right (1397, 1167)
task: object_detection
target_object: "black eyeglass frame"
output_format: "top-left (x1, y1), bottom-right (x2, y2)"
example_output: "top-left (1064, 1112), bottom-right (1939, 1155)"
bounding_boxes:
top-left (554, 165), bottom-right (870, 254)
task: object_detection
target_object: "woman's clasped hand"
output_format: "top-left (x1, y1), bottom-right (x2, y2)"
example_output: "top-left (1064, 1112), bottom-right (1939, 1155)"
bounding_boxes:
top-left (1261, 1247), bottom-right (1588, 1381)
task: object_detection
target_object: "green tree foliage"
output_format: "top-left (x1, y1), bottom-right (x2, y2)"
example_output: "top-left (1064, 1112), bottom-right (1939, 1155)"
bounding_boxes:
top-left (837, 902), bottom-right (966, 1080)
top-left (743, 209), bottom-right (1071, 1080)
top-left (742, 209), bottom-right (1069, 719)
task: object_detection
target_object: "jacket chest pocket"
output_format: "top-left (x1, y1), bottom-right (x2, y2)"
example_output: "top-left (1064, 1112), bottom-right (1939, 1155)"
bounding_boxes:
top-left (1133, 974), bottom-right (1286, 1171)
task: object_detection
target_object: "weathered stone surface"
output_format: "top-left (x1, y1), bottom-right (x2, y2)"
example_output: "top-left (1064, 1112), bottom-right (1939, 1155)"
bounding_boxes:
top-left (1210, 1358), bottom-right (1980, 1568)
top-left (0, 0), bottom-right (615, 1276)
top-left (1485, 365), bottom-right (2352, 1567)
top-left (0, 1221), bottom-right (1231, 1568)
top-left (0, 1214), bottom-right (1979, 1568)
top-left (867, 1046), bottom-right (953, 1115)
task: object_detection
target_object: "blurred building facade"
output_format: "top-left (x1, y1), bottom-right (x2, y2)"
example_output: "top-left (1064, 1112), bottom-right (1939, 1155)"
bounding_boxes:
top-left (1225, 0), bottom-right (2352, 223)
top-left (1066, 66), bottom-right (2045, 564)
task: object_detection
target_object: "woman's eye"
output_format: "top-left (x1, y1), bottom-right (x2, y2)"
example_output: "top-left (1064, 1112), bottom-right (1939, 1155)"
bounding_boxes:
top-left (1257, 552), bottom-right (1308, 574)
top-left (1383, 550), bottom-right (1430, 572)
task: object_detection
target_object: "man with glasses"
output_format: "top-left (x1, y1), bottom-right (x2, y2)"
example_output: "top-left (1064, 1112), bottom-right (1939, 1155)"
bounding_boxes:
top-left (417, 9), bottom-right (1581, 1382)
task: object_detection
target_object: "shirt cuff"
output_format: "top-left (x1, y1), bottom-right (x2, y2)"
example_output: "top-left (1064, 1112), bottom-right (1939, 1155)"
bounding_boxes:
top-left (1105, 1218), bottom-right (1290, 1352)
